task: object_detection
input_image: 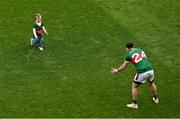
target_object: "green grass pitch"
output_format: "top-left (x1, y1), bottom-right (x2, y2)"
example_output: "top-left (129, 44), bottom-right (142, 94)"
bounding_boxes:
top-left (0, 0), bottom-right (180, 117)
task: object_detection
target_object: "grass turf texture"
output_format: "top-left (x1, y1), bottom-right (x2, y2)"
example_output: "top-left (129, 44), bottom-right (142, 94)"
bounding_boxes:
top-left (0, 0), bottom-right (180, 117)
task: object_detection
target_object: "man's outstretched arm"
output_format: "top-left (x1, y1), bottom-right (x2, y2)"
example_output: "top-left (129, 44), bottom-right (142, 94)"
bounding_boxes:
top-left (111, 61), bottom-right (129, 74)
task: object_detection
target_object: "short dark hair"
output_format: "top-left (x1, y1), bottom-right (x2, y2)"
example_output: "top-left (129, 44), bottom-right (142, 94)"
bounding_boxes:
top-left (125, 42), bottom-right (134, 49)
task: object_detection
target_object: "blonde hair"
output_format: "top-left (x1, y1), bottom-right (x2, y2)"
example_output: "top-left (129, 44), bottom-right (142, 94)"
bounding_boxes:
top-left (33, 13), bottom-right (42, 19)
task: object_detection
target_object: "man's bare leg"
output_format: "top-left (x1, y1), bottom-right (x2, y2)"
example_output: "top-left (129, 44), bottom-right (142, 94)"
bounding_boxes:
top-left (149, 81), bottom-right (159, 103)
top-left (127, 82), bottom-right (139, 109)
top-left (132, 82), bottom-right (139, 104)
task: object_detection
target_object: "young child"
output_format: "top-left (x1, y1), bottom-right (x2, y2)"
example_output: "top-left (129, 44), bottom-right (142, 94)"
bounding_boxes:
top-left (31, 13), bottom-right (48, 51)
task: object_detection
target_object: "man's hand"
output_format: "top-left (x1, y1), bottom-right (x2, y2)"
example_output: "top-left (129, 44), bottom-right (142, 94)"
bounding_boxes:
top-left (111, 61), bottom-right (129, 75)
top-left (111, 68), bottom-right (118, 75)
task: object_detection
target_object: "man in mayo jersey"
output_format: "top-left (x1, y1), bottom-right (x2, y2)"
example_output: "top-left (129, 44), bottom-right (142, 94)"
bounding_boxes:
top-left (111, 42), bottom-right (159, 109)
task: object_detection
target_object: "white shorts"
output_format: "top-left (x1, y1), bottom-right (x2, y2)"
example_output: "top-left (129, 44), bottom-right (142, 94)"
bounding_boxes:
top-left (134, 70), bottom-right (154, 84)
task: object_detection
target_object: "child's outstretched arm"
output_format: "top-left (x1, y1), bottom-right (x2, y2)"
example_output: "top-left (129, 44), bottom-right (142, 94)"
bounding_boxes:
top-left (33, 28), bottom-right (38, 38)
top-left (43, 26), bottom-right (48, 36)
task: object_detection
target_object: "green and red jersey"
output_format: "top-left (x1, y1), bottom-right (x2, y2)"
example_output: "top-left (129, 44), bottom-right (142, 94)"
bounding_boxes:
top-left (125, 48), bottom-right (153, 73)
top-left (33, 22), bottom-right (44, 38)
